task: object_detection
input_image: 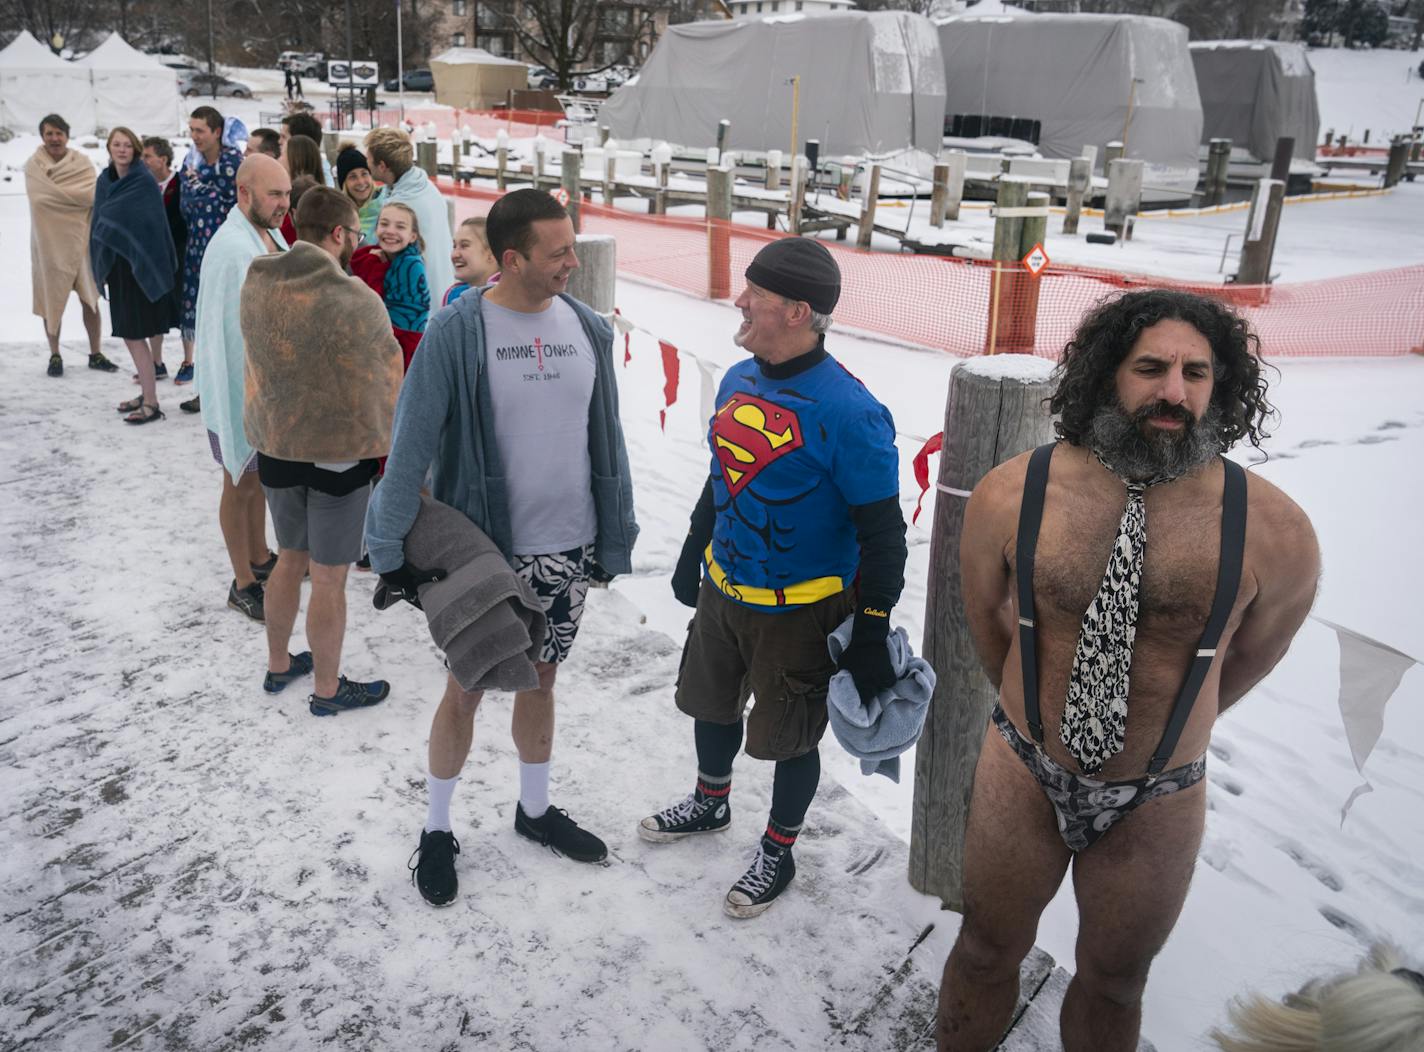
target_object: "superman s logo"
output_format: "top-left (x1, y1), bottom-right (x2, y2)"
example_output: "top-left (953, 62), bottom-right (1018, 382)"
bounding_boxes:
top-left (712, 393), bottom-right (804, 498)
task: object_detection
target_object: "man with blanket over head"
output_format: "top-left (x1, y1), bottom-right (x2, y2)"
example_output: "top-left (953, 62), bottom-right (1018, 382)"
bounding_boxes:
top-left (25, 113), bottom-right (118, 377)
top-left (193, 154), bottom-right (290, 623)
top-left (367, 188), bottom-right (638, 907)
top-left (242, 186), bottom-right (402, 715)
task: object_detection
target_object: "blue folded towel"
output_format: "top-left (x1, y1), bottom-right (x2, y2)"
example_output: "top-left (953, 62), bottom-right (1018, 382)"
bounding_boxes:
top-left (825, 615), bottom-right (936, 782)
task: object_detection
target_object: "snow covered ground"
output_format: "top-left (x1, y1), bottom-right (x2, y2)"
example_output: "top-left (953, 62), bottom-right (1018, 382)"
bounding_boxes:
top-left (3, 160), bottom-right (1423, 1049)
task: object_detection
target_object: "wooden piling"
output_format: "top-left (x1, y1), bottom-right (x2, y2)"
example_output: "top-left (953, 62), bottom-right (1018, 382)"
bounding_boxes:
top-left (654, 159), bottom-right (669, 216)
top-left (944, 149), bottom-right (967, 222)
top-left (765, 149), bottom-right (782, 191)
top-left (706, 166), bottom-right (734, 300)
top-left (1384, 137), bottom-right (1410, 188)
top-left (496, 145), bottom-right (508, 191)
top-left (565, 234), bottom-right (616, 313)
top-left (856, 164), bottom-right (881, 249)
top-left (909, 358), bottom-right (1056, 909)
top-left (930, 162), bottom-right (950, 229)
top-left (985, 177), bottom-right (1028, 355)
top-left (1236, 178), bottom-right (1284, 285)
top-left (604, 151), bottom-right (617, 204)
top-left (1269, 136), bottom-right (1295, 184)
top-left (1103, 140), bottom-right (1125, 166)
top-left (1062, 157), bottom-right (1090, 235)
top-left (561, 150), bottom-right (582, 232)
top-left (1205, 138), bottom-right (1231, 207)
top-left (417, 139), bottom-right (438, 179)
top-left (1104, 158), bottom-right (1143, 237)
top-left (789, 155), bottom-right (806, 235)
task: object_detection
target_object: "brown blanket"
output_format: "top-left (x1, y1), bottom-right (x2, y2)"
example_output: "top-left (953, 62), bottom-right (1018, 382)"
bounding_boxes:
top-left (241, 241), bottom-right (403, 462)
top-left (25, 147), bottom-right (99, 333)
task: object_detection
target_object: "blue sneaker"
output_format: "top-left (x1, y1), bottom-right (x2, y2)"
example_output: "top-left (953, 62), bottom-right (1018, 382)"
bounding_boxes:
top-left (174, 362), bottom-right (194, 385)
top-left (263, 651), bottom-right (313, 694)
top-left (310, 675), bottom-right (390, 717)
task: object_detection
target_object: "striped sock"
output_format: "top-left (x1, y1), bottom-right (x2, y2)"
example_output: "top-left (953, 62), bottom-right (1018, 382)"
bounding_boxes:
top-left (763, 817), bottom-right (800, 853)
top-left (694, 770), bottom-right (732, 805)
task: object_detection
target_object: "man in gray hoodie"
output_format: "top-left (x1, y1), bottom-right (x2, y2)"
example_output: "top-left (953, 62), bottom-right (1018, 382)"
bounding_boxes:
top-left (366, 188), bottom-right (638, 907)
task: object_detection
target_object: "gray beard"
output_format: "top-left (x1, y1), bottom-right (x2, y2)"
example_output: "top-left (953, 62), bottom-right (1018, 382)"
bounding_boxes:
top-left (1088, 398), bottom-right (1225, 481)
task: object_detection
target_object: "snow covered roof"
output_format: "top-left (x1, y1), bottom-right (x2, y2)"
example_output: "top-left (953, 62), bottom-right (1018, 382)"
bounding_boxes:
top-left (0, 29), bottom-right (70, 71)
top-left (429, 47), bottom-right (526, 68)
top-left (76, 33), bottom-right (171, 71)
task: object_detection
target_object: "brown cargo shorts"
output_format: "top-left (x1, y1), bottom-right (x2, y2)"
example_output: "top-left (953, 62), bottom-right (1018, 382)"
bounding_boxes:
top-left (674, 579), bottom-right (854, 762)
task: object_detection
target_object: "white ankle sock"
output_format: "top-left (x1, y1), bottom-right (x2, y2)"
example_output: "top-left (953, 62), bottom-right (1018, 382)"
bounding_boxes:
top-left (425, 773), bottom-right (459, 833)
top-left (519, 761), bottom-right (550, 818)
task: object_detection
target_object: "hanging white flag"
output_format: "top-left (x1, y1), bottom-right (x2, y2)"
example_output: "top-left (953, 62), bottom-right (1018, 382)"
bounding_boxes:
top-left (1311, 616), bottom-right (1421, 823)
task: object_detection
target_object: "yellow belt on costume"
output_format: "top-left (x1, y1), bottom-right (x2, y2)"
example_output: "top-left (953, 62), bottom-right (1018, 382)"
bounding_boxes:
top-left (703, 545), bottom-right (846, 608)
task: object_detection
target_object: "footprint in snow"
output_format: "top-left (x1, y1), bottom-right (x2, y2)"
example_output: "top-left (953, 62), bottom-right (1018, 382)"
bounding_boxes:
top-left (1279, 840), bottom-right (1344, 892)
top-left (1318, 905), bottom-right (1370, 943)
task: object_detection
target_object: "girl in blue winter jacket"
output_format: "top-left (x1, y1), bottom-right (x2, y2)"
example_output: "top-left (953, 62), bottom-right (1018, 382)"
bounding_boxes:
top-left (351, 201), bottom-right (430, 371)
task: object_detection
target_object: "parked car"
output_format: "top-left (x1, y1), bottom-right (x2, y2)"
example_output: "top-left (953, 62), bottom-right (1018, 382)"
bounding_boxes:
top-left (382, 68), bottom-right (434, 92)
top-left (528, 65), bottom-right (558, 90)
top-left (152, 54), bottom-right (202, 74)
top-left (277, 51), bottom-right (325, 78)
top-left (178, 71), bottom-right (253, 98)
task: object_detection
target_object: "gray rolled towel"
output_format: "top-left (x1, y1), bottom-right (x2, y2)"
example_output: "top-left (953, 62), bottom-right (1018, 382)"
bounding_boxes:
top-left (398, 495), bottom-right (547, 693)
top-left (825, 615), bottom-right (936, 783)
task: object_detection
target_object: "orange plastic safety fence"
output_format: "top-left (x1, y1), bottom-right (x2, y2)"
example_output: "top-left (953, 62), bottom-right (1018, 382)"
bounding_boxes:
top-left (441, 179), bottom-right (1424, 360)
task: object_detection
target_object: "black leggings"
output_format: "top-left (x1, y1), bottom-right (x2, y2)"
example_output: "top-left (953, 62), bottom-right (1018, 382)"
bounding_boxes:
top-left (693, 719), bottom-right (821, 829)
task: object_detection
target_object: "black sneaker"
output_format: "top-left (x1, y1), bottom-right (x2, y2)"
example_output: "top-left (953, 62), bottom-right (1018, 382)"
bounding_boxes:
top-left (47, 354), bottom-right (63, 377)
top-left (153, 362), bottom-right (169, 381)
top-left (227, 579), bottom-right (265, 622)
top-left (88, 352), bottom-right (119, 373)
top-left (263, 651), bottom-right (313, 694)
top-left (309, 676), bottom-right (390, 717)
top-left (638, 793), bottom-right (731, 843)
top-left (408, 829), bottom-right (460, 907)
top-left (515, 803), bottom-right (607, 863)
top-left (250, 552), bottom-right (278, 582)
top-left (180, 395), bottom-right (201, 414)
top-left (724, 841), bottom-right (796, 919)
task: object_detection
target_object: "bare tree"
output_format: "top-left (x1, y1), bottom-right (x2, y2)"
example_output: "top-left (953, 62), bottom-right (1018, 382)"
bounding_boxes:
top-left (0, 0), bottom-right (107, 50)
top-left (496, 0), bottom-right (657, 90)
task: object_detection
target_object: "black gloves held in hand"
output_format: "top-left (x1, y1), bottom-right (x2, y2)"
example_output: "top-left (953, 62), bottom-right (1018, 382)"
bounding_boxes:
top-left (671, 534), bottom-right (704, 608)
top-left (837, 605), bottom-right (897, 703)
top-left (373, 560), bottom-right (447, 611)
top-left (588, 561), bottom-right (615, 586)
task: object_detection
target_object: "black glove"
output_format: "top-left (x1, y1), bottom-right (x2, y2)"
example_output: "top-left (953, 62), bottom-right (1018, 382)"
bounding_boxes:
top-left (837, 605), bottom-right (897, 703)
top-left (373, 560), bottom-right (447, 611)
top-left (671, 533), bottom-right (704, 608)
top-left (588, 560), bottom-right (615, 587)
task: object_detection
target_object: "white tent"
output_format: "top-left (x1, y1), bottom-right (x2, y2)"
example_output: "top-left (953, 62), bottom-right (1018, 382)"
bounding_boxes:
top-left (0, 30), bottom-right (95, 137)
top-left (77, 33), bottom-right (181, 136)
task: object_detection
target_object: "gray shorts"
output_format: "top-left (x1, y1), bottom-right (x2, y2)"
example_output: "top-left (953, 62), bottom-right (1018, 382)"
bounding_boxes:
top-left (263, 484), bottom-right (370, 566)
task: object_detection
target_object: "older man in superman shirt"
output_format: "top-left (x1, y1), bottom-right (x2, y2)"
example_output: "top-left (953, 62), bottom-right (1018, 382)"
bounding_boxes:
top-left (639, 237), bottom-right (908, 918)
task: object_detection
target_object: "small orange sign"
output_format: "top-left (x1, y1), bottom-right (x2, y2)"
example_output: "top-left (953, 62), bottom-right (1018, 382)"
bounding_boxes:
top-left (1022, 242), bottom-right (1050, 277)
top-left (552, 187), bottom-right (570, 206)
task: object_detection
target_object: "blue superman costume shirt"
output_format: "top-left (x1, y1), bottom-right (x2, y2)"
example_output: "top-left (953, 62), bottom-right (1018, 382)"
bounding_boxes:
top-left (706, 350), bottom-right (899, 608)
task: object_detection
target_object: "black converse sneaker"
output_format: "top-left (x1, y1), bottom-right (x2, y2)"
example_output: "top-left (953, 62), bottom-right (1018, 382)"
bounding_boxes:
top-left (408, 829), bottom-right (460, 907)
top-left (514, 803), bottom-right (608, 863)
top-left (638, 793), bottom-right (731, 843)
top-left (724, 840), bottom-right (796, 919)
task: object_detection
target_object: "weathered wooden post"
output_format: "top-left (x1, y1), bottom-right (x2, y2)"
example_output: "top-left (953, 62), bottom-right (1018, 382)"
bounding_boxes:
top-left (985, 176), bottom-right (1027, 355)
top-left (910, 356), bottom-right (1057, 909)
top-left (566, 233), bottom-right (616, 313)
top-left (417, 137), bottom-right (438, 179)
top-left (1270, 136), bottom-right (1295, 184)
top-left (707, 164), bottom-right (734, 300)
top-left (1103, 140), bottom-right (1125, 166)
top-left (495, 129), bottom-right (509, 191)
top-left (604, 144), bottom-right (618, 204)
top-left (1104, 158), bottom-right (1143, 237)
top-left (1205, 138), bottom-right (1232, 206)
top-left (599, 124), bottom-right (611, 146)
top-left (561, 149), bottom-right (582, 232)
top-left (930, 161), bottom-right (950, 228)
top-left (462, 125), bottom-right (474, 158)
top-left (944, 149), bottom-right (967, 222)
top-left (789, 155), bottom-right (807, 235)
top-left (321, 127), bottom-right (341, 165)
top-left (1062, 156), bottom-right (1091, 235)
top-left (857, 164), bottom-right (881, 249)
top-left (651, 142), bottom-right (672, 216)
top-left (1236, 177), bottom-right (1284, 285)
top-left (765, 149), bottom-right (782, 191)
top-left (532, 138), bottom-right (547, 189)
top-left (1323, 128), bottom-right (1334, 148)
top-left (1384, 137), bottom-right (1410, 188)
top-left (999, 191), bottom-right (1049, 352)
top-left (716, 119), bottom-right (731, 157)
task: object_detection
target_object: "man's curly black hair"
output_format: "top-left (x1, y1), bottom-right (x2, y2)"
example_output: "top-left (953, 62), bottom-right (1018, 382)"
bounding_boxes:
top-left (1048, 288), bottom-right (1275, 452)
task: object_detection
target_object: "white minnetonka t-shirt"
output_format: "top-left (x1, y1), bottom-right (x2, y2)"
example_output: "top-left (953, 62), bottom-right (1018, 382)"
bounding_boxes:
top-left (481, 296), bottom-right (598, 555)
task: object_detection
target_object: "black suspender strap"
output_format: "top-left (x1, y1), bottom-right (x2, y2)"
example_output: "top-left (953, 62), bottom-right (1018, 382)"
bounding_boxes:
top-left (1014, 443), bottom-right (1056, 746)
top-left (1145, 457), bottom-right (1248, 777)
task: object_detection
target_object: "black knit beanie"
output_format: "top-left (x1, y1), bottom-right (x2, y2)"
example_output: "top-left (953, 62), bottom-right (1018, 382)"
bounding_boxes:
top-left (745, 237), bottom-right (841, 314)
top-left (336, 146), bottom-right (370, 189)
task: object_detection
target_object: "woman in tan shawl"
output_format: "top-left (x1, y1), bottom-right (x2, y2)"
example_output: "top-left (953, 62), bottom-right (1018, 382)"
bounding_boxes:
top-left (24, 114), bottom-right (117, 377)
